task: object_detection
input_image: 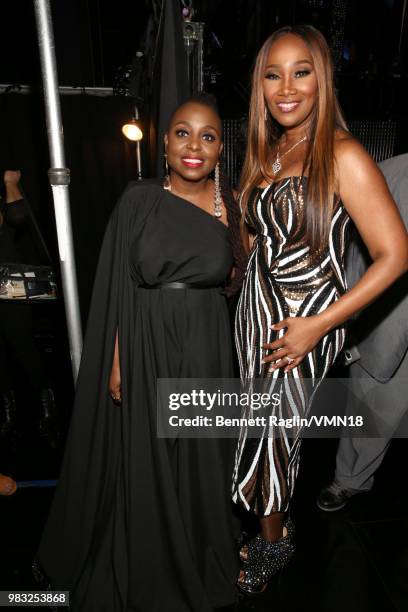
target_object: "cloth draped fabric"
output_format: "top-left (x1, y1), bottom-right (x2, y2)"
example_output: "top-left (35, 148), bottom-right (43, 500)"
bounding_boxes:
top-left (37, 180), bottom-right (239, 611)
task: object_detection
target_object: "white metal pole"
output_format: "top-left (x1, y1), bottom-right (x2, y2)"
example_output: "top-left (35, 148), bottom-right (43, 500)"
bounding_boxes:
top-left (135, 141), bottom-right (142, 180)
top-left (33, 0), bottom-right (83, 383)
top-left (134, 106), bottom-right (142, 180)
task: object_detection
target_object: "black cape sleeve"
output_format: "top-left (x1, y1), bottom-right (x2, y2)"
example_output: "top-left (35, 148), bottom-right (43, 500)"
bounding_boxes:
top-left (37, 182), bottom-right (161, 598)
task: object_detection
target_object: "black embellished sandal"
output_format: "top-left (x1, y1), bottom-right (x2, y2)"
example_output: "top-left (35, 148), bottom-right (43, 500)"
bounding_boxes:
top-left (237, 521), bottom-right (295, 595)
top-left (239, 516), bottom-right (295, 565)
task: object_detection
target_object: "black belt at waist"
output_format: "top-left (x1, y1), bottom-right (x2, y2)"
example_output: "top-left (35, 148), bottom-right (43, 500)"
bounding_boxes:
top-left (139, 282), bottom-right (222, 290)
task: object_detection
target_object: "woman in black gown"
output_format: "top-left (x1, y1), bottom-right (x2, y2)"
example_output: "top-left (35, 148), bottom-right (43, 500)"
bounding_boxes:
top-left (36, 96), bottom-right (246, 611)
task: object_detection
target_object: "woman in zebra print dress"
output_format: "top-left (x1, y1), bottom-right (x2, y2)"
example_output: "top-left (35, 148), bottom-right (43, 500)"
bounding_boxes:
top-left (234, 25), bottom-right (408, 595)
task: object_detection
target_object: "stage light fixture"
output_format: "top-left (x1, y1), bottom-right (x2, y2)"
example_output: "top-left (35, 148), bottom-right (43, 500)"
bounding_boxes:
top-left (122, 118), bottom-right (143, 142)
top-left (122, 107), bottom-right (143, 180)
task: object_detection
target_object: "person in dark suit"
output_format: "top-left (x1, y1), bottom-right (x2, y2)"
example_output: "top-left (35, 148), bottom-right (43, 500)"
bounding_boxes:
top-left (317, 153), bottom-right (408, 511)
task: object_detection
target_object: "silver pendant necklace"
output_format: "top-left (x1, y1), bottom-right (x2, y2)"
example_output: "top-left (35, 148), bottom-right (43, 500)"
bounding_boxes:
top-left (271, 135), bottom-right (307, 176)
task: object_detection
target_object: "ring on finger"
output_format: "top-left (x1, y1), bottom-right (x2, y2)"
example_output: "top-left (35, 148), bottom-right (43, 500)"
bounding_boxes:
top-left (286, 356), bottom-right (295, 365)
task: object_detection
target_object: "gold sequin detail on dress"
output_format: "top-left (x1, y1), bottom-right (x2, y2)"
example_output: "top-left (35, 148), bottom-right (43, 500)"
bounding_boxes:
top-left (233, 176), bottom-right (350, 515)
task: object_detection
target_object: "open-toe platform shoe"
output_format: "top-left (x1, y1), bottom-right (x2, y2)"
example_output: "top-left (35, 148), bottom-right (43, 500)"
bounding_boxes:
top-left (239, 516), bottom-right (295, 566)
top-left (237, 521), bottom-right (295, 595)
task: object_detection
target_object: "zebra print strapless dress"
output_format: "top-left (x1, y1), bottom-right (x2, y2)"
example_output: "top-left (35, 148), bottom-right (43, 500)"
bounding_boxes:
top-left (233, 176), bottom-right (350, 516)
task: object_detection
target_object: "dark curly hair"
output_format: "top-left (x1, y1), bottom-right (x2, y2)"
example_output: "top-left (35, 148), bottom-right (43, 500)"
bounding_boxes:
top-left (168, 93), bottom-right (247, 296)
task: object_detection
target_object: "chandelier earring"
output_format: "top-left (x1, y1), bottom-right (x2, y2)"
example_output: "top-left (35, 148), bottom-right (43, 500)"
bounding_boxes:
top-left (214, 162), bottom-right (223, 218)
top-left (163, 153), bottom-right (171, 190)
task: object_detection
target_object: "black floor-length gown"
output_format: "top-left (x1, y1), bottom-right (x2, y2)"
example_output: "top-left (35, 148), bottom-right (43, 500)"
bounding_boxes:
top-left (37, 180), bottom-right (239, 611)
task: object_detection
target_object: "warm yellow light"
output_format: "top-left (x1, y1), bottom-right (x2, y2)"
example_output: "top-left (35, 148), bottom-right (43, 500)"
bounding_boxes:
top-left (122, 120), bottom-right (143, 142)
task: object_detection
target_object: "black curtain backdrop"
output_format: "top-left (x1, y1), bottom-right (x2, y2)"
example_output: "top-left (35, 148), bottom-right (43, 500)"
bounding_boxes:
top-left (0, 92), bottom-right (137, 322)
top-left (151, 0), bottom-right (189, 176)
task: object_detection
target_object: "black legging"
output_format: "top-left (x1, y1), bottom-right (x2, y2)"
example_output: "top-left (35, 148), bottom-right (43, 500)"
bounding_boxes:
top-left (0, 301), bottom-right (48, 393)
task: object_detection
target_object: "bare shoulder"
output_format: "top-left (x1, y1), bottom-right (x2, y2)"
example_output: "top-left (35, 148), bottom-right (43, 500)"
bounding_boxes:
top-left (335, 130), bottom-right (367, 160)
top-left (334, 128), bottom-right (353, 143)
top-left (332, 132), bottom-right (393, 216)
top-left (334, 130), bottom-right (382, 188)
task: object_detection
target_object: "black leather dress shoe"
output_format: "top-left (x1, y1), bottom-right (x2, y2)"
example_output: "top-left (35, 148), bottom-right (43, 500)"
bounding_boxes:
top-left (316, 481), bottom-right (362, 512)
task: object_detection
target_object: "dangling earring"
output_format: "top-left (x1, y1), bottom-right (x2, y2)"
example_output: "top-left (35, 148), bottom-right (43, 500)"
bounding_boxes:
top-left (163, 153), bottom-right (171, 190)
top-left (264, 107), bottom-right (268, 121)
top-left (214, 162), bottom-right (222, 217)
